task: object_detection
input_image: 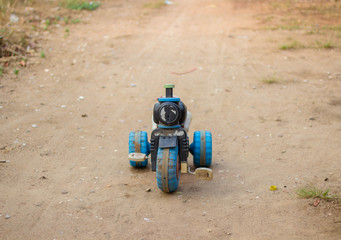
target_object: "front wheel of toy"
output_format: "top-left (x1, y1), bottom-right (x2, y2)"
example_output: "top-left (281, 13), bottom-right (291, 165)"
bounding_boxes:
top-left (190, 131), bottom-right (212, 167)
top-left (128, 131), bottom-right (150, 167)
top-left (156, 146), bottom-right (180, 193)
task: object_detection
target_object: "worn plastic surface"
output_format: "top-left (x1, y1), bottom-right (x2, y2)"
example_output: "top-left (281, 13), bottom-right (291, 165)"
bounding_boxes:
top-left (128, 131), bottom-right (150, 167)
top-left (190, 131), bottom-right (212, 167)
top-left (195, 168), bottom-right (213, 180)
top-left (128, 153), bottom-right (147, 162)
top-left (156, 146), bottom-right (180, 192)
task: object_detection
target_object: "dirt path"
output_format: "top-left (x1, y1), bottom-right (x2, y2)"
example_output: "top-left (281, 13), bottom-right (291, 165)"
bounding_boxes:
top-left (1, 0), bottom-right (341, 239)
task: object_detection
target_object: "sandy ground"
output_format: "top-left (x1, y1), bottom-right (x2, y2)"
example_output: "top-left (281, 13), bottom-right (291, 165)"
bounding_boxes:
top-left (1, 0), bottom-right (341, 239)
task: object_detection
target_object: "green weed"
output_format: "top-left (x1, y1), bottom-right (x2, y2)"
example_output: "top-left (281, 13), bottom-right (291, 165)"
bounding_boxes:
top-left (322, 25), bottom-right (341, 32)
top-left (63, 16), bottom-right (69, 24)
top-left (296, 186), bottom-right (340, 202)
top-left (144, 1), bottom-right (165, 9)
top-left (40, 50), bottom-right (45, 58)
top-left (315, 40), bottom-right (335, 49)
top-left (44, 19), bottom-right (51, 30)
top-left (261, 76), bottom-right (280, 84)
top-left (13, 68), bottom-right (19, 76)
top-left (63, 0), bottom-right (100, 10)
top-left (280, 40), bottom-right (305, 50)
top-left (323, 42), bottom-right (333, 49)
top-left (63, 17), bottom-right (80, 25)
top-left (0, 65), bottom-right (3, 77)
top-left (71, 18), bottom-right (80, 24)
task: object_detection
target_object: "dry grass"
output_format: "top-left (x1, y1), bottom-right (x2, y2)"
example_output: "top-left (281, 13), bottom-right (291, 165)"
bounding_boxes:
top-left (261, 75), bottom-right (280, 84)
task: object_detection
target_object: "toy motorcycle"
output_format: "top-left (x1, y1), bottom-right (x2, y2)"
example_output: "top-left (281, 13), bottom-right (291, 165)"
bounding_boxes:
top-left (128, 84), bottom-right (213, 193)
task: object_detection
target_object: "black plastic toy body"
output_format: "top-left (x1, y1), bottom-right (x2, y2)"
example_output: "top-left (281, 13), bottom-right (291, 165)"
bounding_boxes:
top-left (128, 84), bottom-right (212, 193)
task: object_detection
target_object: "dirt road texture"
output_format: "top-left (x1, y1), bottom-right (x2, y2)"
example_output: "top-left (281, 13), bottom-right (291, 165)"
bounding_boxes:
top-left (1, 0), bottom-right (341, 239)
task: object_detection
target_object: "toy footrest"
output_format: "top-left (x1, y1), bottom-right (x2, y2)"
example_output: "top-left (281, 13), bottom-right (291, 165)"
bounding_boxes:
top-left (128, 153), bottom-right (147, 162)
top-left (195, 168), bottom-right (213, 181)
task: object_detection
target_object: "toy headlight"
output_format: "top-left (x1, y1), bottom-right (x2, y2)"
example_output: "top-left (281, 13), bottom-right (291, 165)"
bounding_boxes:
top-left (158, 102), bottom-right (181, 126)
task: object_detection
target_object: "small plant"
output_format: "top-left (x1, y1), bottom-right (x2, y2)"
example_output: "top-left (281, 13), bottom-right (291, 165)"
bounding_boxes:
top-left (13, 68), bottom-right (19, 76)
top-left (40, 50), bottom-right (45, 58)
top-left (280, 40), bottom-right (305, 50)
top-left (323, 42), bottom-right (333, 49)
top-left (144, 1), bottom-right (165, 9)
top-left (44, 19), bottom-right (51, 30)
top-left (64, 28), bottom-right (70, 38)
top-left (71, 18), bottom-right (80, 24)
top-left (315, 40), bottom-right (334, 49)
top-left (63, 0), bottom-right (100, 10)
top-left (0, 65), bottom-right (4, 77)
top-left (297, 185), bottom-right (340, 201)
top-left (262, 76), bottom-right (280, 84)
top-left (63, 16), bottom-right (69, 24)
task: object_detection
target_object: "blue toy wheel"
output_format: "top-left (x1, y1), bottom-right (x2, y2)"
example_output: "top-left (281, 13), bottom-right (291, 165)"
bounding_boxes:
top-left (128, 131), bottom-right (150, 167)
top-left (190, 131), bottom-right (212, 167)
top-left (156, 146), bottom-right (180, 193)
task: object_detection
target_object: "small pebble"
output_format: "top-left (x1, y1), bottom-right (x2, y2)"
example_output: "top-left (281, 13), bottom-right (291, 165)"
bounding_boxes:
top-left (5, 214), bottom-right (11, 219)
top-left (146, 188), bottom-right (151, 192)
top-left (32, 124), bottom-right (38, 128)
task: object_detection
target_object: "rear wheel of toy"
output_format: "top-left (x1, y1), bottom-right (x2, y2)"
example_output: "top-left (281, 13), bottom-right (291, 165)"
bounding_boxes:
top-left (156, 146), bottom-right (180, 193)
top-left (190, 131), bottom-right (212, 167)
top-left (128, 131), bottom-right (150, 167)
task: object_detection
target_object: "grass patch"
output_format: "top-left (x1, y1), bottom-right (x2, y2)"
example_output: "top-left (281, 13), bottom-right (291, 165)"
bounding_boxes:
top-left (144, 1), bottom-right (165, 9)
top-left (297, 185), bottom-right (340, 202)
top-left (40, 50), bottom-right (45, 58)
top-left (71, 18), bottom-right (80, 24)
top-left (261, 75), bottom-right (280, 84)
top-left (62, 0), bottom-right (100, 11)
top-left (13, 68), bottom-right (19, 76)
top-left (63, 17), bottom-right (81, 25)
top-left (0, 65), bottom-right (3, 77)
top-left (280, 40), bottom-right (305, 50)
top-left (0, 0), bottom-right (16, 16)
top-left (0, 27), bottom-right (30, 58)
top-left (322, 25), bottom-right (341, 32)
top-left (312, 40), bottom-right (337, 49)
top-left (44, 19), bottom-right (51, 30)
